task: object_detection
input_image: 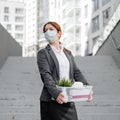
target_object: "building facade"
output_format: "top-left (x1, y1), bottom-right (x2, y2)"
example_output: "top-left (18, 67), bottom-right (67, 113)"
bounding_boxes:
top-left (59, 0), bottom-right (120, 56)
top-left (23, 0), bottom-right (57, 56)
top-left (89, 0), bottom-right (120, 55)
top-left (0, 0), bottom-right (25, 55)
top-left (1, 0), bottom-right (119, 56)
top-left (24, 0), bottom-right (40, 56)
top-left (60, 0), bottom-right (82, 55)
top-left (37, 0), bottom-right (49, 50)
top-left (37, 0), bottom-right (62, 51)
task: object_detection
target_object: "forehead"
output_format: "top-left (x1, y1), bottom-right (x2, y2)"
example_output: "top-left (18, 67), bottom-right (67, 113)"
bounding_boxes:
top-left (45, 24), bottom-right (56, 29)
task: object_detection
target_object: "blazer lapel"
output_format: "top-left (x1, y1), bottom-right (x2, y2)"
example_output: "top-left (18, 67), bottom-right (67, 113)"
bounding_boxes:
top-left (46, 45), bottom-right (60, 79)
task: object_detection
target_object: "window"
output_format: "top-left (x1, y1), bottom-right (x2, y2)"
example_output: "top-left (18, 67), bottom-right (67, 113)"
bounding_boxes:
top-left (4, 15), bottom-right (9, 21)
top-left (85, 23), bottom-right (88, 36)
top-left (76, 8), bottom-right (81, 24)
top-left (76, 44), bottom-right (81, 52)
top-left (4, 7), bottom-right (9, 13)
top-left (76, 27), bottom-right (80, 33)
top-left (92, 36), bottom-right (99, 47)
top-left (76, 26), bottom-right (81, 40)
top-left (92, 15), bottom-right (99, 33)
top-left (15, 25), bottom-right (23, 31)
top-left (85, 4), bottom-right (88, 18)
top-left (6, 24), bottom-right (11, 30)
top-left (15, 8), bottom-right (24, 14)
top-left (93, 0), bottom-right (99, 11)
top-left (103, 7), bottom-right (111, 26)
top-left (15, 16), bottom-right (24, 22)
top-left (102, 0), bottom-right (110, 6)
top-left (15, 33), bottom-right (23, 39)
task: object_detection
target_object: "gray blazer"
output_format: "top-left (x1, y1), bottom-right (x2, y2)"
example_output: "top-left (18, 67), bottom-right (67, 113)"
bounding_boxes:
top-left (37, 44), bottom-right (89, 101)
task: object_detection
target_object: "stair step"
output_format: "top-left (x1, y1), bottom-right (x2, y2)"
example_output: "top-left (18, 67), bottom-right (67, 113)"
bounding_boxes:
top-left (78, 114), bottom-right (120, 120)
top-left (0, 56), bottom-right (120, 120)
top-left (0, 113), bottom-right (40, 120)
top-left (0, 106), bottom-right (120, 114)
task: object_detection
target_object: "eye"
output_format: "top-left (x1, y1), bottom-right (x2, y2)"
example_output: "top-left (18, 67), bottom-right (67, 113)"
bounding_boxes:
top-left (45, 28), bottom-right (54, 32)
top-left (45, 28), bottom-right (55, 33)
top-left (49, 28), bottom-right (54, 31)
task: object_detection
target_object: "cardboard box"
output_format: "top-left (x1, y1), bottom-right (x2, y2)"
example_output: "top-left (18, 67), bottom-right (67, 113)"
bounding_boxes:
top-left (58, 86), bottom-right (92, 102)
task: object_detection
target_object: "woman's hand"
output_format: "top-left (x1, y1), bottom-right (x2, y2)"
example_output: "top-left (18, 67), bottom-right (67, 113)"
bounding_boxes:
top-left (56, 92), bottom-right (67, 104)
top-left (87, 90), bottom-right (93, 102)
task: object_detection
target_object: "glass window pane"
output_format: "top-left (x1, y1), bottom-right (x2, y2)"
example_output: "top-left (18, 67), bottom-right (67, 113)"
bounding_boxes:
top-left (102, 0), bottom-right (110, 6)
top-left (103, 7), bottom-right (111, 26)
top-left (92, 15), bottom-right (99, 33)
top-left (93, 0), bottom-right (99, 11)
top-left (4, 7), bottom-right (9, 13)
top-left (15, 8), bottom-right (24, 14)
top-left (4, 15), bottom-right (9, 21)
top-left (7, 24), bottom-right (11, 30)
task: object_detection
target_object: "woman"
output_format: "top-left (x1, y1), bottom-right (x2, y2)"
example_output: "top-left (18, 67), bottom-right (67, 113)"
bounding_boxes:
top-left (37, 21), bottom-right (92, 120)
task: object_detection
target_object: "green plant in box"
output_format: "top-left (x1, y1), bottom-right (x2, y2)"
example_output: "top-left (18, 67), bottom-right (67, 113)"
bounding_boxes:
top-left (57, 78), bottom-right (73, 87)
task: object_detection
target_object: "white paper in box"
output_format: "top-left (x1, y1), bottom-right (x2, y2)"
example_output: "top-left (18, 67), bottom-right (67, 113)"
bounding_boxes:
top-left (58, 86), bottom-right (92, 102)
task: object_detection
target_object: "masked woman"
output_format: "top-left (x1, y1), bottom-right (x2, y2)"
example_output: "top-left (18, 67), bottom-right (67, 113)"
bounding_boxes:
top-left (37, 21), bottom-right (93, 120)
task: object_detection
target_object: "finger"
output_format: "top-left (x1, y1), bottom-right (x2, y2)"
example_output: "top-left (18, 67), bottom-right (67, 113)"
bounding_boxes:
top-left (56, 99), bottom-right (63, 104)
top-left (60, 95), bottom-right (67, 103)
top-left (57, 96), bottom-right (67, 104)
top-left (87, 95), bottom-right (93, 102)
top-left (87, 93), bottom-right (93, 102)
top-left (56, 92), bottom-right (67, 104)
top-left (59, 92), bottom-right (65, 98)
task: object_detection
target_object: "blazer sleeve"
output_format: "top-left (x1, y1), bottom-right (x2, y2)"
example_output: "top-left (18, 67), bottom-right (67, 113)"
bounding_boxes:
top-left (37, 49), bottom-right (61, 99)
top-left (70, 52), bottom-right (89, 85)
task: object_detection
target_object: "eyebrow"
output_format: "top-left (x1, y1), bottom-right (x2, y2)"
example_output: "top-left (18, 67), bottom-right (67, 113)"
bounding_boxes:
top-left (45, 27), bottom-right (55, 32)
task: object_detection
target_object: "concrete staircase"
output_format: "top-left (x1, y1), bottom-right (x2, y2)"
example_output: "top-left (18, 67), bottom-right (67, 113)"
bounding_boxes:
top-left (75, 56), bottom-right (120, 120)
top-left (0, 57), bottom-right (41, 120)
top-left (0, 56), bottom-right (120, 120)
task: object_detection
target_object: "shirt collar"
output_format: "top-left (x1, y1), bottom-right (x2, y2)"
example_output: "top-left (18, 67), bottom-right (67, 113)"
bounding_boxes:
top-left (50, 44), bottom-right (64, 53)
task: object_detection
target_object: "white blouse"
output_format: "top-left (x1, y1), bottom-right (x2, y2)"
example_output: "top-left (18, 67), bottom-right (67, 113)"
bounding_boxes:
top-left (50, 45), bottom-right (70, 80)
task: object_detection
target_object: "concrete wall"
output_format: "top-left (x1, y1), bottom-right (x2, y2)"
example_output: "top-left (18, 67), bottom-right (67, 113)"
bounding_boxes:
top-left (96, 20), bottom-right (120, 67)
top-left (0, 24), bottom-right (22, 68)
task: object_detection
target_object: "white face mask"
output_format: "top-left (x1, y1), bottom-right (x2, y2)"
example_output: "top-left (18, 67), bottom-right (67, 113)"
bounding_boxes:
top-left (44, 30), bottom-right (58, 43)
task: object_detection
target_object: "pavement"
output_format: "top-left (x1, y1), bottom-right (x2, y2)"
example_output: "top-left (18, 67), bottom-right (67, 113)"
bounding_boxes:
top-left (0, 56), bottom-right (120, 120)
